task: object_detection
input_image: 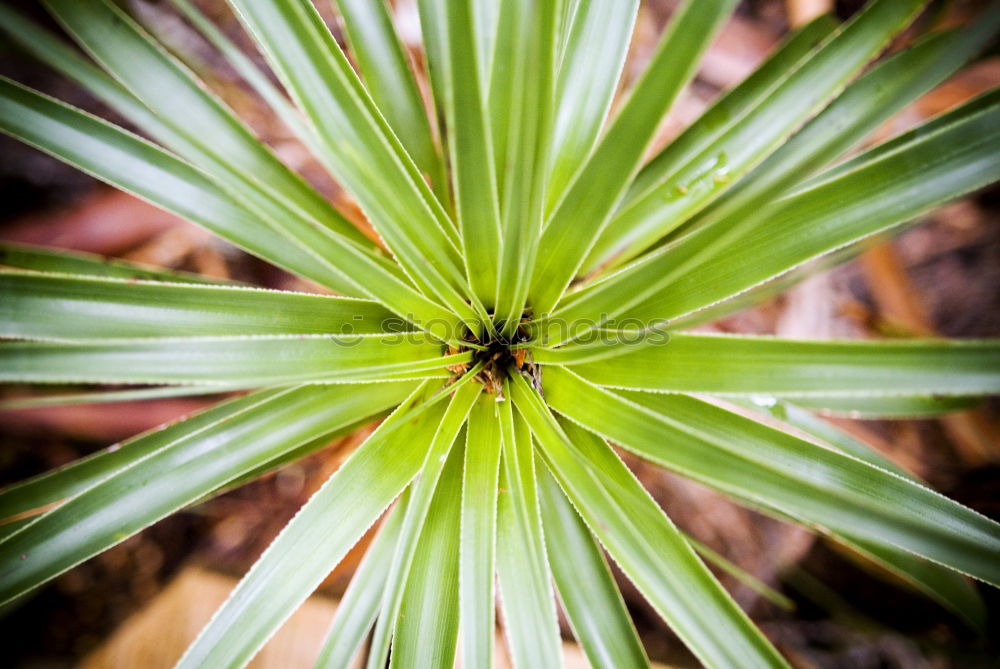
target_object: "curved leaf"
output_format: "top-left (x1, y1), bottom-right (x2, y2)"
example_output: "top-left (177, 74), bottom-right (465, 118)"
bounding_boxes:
top-left (528, 0), bottom-right (738, 317)
top-left (314, 494), bottom-right (407, 669)
top-left (510, 373), bottom-right (788, 669)
top-left (175, 382), bottom-right (448, 668)
top-left (0, 381), bottom-right (415, 605)
top-left (541, 367), bottom-right (1000, 588)
top-left (538, 466), bottom-right (650, 669)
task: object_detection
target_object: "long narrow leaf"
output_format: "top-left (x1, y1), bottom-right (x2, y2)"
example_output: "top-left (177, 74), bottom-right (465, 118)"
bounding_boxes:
top-left (314, 494), bottom-right (408, 669)
top-left (731, 398), bottom-right (985, 629)
top-left (367, 383), bottom-right (481, 669)
top-left (590, 0), bottom-right (924, 268)
top-left (459, 394), bottom-right (502, 669)
top-left (175, 382), bottom-right (449, 668)
top-left (390, 438), bottom-right (466, 669)
top-left (509, 372), bottom-right (788, 669)
top-left (420, 0), bottom-right (503, 309)
top-left (609, 13), bottom-right (837, 232)
top-left (0, 388), bottom-right (279, 521)
top-left (43, 0), bottom-right (372, 248)
top-left (496, 390), bottom-right (562, 669)
top-left (549, 93), bottom-right (1000, 340)
top-left (546, 0), bottom-right (638, 213)
top-left (334, 0), bottom-right (448, 206)
top-left (528, 0), bottom-right (738, 317)
top-left (0, 77), bottom-right (357, 298)
top-left (536, 334), bottom-right (1000, 397)
top-left (0, 241), bottom-right (222, 285)
top-left (0, 272), bottom-right (405, 340)
top-left (680, 12), bottom-right (1000, 258)
top-left (538, 466), bottom-right (650, 669)
top-left (0, 381), bottom-right (416, 605)
top-left (541, 367), bottom-right (1000, 588)
top-left (0, 335), bottom-right (466, 387)
top-left (492, 0), bottom-right (561, 335)
top-left (227, 0), bottom-right (483, 326)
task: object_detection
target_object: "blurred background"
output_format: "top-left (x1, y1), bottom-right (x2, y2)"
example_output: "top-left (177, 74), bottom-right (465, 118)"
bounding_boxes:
top-left (1, 0), bottom-right (998, 667)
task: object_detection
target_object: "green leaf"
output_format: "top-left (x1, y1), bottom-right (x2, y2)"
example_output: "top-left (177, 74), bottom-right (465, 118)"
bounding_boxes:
top-left (681, 534), bottom-right (794, 612)
top-left (390, 438), bottom-right (466, 669)
top-left (0, 271), bottom-right (406, 340)
top-left (839, 533), bottom-right (986, 633)
top-left (333, 0), bottom-right (448, 206)
top-left (684, 13), bottom-right (1000, 248)
top-left (227, 0), bottom-right (484, 327)
top-left (43, 0), bottom-right (372, 248)
top-left (492, 0), bottom-right (561, 335)
top-left (540, 367), bottom-right (1000, 588)
top-left (590, 0), bottom-right (924, 268)
top-left (164, 0), bottom-right (309, 142)
top-left (528, 0), bottom-right (738, 317)
top-left (0, 381), bottom-right (416, 605)
top-left (546, 0), bottom-right (639, 213)
top-left (367, 382), bottom-right (480, 669)
top-left (0, 76), bottom-right (358, 298)
top-left (314, 494), bottom-right (407, 669)
top-left (0, 242), bottom-right (223, 285)
top-left (496, 390), bottom-right (562, 669)
top-left (174, 382), bottom-right (449, 668)
top-left (0, 388), bottom-right (273, 521)
top-left (797, 87), bottom-right (1000, 193)
top-left (459, 394), bottom-right (502, 669)
top-left (0, 385), bottom-right (242, 410)
top-left (33, 0), bottom-right (476, 335)
top-left (552, 90), bottom-right (1000, 335)
top-left (789, 395), bottom-right (980, 419)
top-left (538, 466), bottom-right (651, 669)
top-left (0, 335), bottom-right (467, 387)
top-left (509, 373), bottom-right (788, 669)
top-left (536, 334), bottom-right (1000, 397)
top-left (0, 77), bottom-right (468, 339)
top-left (419, 0), bottom-right (503, 309)
top-left (731, 397), bottom-right (985, 629)
top-left (733, 398), bottom-right (915, 480)
top-left (607, 13), bottom-right (836, 234)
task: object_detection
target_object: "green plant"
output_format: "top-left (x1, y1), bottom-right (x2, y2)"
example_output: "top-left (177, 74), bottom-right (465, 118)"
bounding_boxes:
top-left (0, 0), bottom-right (998, 666)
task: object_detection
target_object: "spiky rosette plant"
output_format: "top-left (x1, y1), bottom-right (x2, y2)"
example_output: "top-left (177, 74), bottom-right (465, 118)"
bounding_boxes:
top-left (1, 0), bottom-right (999, 667)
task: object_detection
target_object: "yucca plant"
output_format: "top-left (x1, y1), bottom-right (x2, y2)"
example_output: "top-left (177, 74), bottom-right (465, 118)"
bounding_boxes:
top-left (1, 0), bottom-right (999, 666)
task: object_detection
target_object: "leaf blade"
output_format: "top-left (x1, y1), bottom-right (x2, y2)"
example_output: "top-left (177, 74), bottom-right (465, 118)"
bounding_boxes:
top-left (175, 382), bottom-right (449, 669)
top-left (537, 334), bottom-right (1000, 398)
top-left (509, 373), bottom-right (788, 669)
top-left (541, 367), bottom-right (1000, 588)
top-left (0, 271), bottom-right (406, 340)
top-left (459, 395), bottom-right (502, 669)
top-left (0, 381), bottom-right (416, 605)
top-left (0, 335), bottom-right (467, 387)
top-left (538, 465), bottom-right (650, 669)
